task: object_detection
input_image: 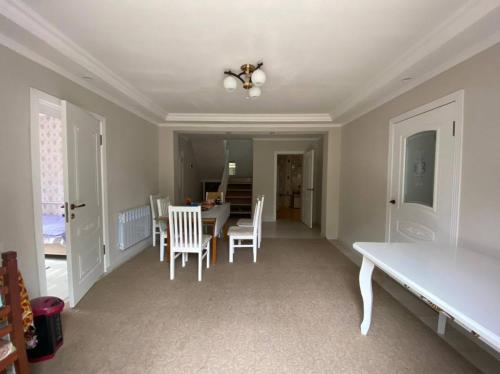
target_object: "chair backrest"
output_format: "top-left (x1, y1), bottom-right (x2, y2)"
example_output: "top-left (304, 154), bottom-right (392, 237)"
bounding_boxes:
top-left (149, 194), bottom-right (161, 219)
top-left (259, 195), bottom-right (265, 221)
top-left (206, 191), bottom-right (224, 202)
top-left (252, 200), bottom-right (262, 236)
top-left (168, 206), bottom-right (203, 251)
top-left (157, 197), bottom-right (171, 217)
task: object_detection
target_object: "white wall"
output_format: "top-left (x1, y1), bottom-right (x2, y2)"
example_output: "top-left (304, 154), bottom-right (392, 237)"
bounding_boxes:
top-left (228, 139), bottom-right (253, 177)
top-left (252, 139), bottom-right (323, 224)
top-left (0, 44), bottom-right (159, 297)
top-left (338, 42), bottom-right (500, 257)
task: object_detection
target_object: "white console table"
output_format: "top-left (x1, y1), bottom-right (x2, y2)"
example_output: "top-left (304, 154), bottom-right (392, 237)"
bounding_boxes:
top-left (353, 242), bottom-right (500, 352)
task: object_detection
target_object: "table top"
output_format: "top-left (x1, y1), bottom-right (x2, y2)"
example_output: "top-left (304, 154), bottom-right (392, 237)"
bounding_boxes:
top-left (353, 242), bottom-right (500, 352)
top-left (157, 203), bottom-right (230, 222)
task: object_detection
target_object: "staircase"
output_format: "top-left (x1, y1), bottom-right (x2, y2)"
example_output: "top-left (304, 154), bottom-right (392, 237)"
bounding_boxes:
top-left (226, 178), bottom-right (253, 217)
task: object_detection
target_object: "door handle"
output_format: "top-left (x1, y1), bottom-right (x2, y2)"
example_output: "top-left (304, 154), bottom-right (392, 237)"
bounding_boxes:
top-left (70, 203), bottom-right (86, 210)
top-left (389, 199), bottom-right (396, 205)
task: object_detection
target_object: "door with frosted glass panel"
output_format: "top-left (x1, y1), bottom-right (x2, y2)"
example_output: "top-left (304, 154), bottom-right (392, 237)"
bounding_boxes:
top-left (388, 102), bottom-right (456, 245)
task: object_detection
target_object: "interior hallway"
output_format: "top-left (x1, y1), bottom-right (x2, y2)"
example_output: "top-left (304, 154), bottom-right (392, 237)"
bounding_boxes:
top-left (262, 219), bottom-right (321, 239)
top-left (32, 239), bottom-right (478, 374)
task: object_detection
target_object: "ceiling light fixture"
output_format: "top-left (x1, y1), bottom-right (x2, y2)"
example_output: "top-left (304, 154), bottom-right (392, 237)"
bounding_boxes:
top-left (223, 62), bottom-right (266, 99)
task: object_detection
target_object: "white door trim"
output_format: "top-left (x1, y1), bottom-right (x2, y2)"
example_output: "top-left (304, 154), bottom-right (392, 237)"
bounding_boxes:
top-left (273, 151), bottom-right (304, 221)
top-left (30, 88), bottom-right (110, 298)
top-left (385, 90), bottom-right (464, 245)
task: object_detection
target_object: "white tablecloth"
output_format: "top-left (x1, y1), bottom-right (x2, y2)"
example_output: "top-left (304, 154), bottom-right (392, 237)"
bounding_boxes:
top-left (202, 203), bottom-right (230, 237)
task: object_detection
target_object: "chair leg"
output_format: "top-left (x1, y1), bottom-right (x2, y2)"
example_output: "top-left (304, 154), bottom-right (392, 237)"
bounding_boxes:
top-left (182, 252), bottom-right (186, 267)
top-left (253, 241), bottom-right (257, 263)
top-left (170, 250), bottom-right (175, 280)
top-left (153, 226), bottom-right (157, 247)
top-left (229, 237), bottom-right (234, 263)
top-left (160, 232), bottom-right (165, 262)
top-left (206, 243), bottom-right (210, 269)
top-left (198, 252), bottom-right (202, 282)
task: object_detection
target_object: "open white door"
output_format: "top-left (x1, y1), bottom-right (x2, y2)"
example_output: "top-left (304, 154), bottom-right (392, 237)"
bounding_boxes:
top-left (62, 101), bottom-right (105, 307)
top-left (301, 150), bottom-right (314, 228)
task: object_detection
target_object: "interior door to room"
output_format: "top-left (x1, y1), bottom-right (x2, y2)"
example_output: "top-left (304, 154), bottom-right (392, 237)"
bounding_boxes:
top-left (62, 101), bottom-right (105, 307)
top-left (388, 102), bottom-right (457, 245)
top-left (301, 149), bottom-right (314, 228)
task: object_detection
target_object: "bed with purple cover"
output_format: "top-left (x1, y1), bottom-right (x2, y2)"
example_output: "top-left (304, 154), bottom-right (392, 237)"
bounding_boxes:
top-left (42, 214), bottom-right (66, 245)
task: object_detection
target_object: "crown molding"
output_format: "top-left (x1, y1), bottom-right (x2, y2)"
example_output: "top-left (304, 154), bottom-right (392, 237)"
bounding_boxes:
top-left (160, 123), bottom-right (341, 131)
top-left (331, 0), bottom-right (500, 124)
top-left (0, 32), bottom-right (163, 125)
top-left (0, 0), bottom-right (167, 122)
top-left (165, 113), bottom-right (333, 123)
top-left (334, 28), bottom-right (500, 125)
top-left (253, 137), bottom-right (321, 142)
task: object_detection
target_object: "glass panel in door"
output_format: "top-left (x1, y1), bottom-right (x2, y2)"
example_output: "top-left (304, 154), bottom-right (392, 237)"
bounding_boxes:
top-left (404, 130), bottom-right (436, 207)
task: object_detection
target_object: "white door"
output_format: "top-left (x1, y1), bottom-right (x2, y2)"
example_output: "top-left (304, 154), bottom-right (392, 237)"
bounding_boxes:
top-left (301, 150), bottom-right (314, 228)
top-left (388, 102), bottom-right (457, 244)
top-left (62, 101), bottom-right (105, 307)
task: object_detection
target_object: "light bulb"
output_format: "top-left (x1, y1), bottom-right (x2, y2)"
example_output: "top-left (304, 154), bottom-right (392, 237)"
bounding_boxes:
top-left (251, 69), bottom-right (266, 87)
top-left (223, 76), bottom-right (237, 92)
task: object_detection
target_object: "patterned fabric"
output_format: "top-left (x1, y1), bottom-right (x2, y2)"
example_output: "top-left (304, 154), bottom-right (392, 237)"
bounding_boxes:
top-left (39, 113), bottom-right (64, 216)
top-left (0, 271), bottom-right (37, 348)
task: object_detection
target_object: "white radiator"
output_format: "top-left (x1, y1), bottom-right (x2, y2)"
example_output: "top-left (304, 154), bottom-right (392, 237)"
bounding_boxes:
top-left (118, 205), bottom-right (151, 250)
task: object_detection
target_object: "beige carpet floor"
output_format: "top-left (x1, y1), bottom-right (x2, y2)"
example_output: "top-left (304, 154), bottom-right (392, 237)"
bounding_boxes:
top-left (32, 239), bottom-right (478, 374)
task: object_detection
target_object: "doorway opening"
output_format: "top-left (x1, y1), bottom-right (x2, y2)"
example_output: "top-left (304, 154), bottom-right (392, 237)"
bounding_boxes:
top-left (276, 154), bottom-right (303, 221)
top-left (31, 89), bottom-right (109, 307)
top-left (36, 99), bottom-right (68, 301)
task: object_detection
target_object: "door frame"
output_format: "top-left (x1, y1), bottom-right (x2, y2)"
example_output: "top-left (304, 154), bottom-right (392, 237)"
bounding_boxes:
top-left (30, 88), bottom-right (110, 298)
top-left (273, 151), bottom-right (304, 221)
top-left (385, 90), bottom-right (464, 245)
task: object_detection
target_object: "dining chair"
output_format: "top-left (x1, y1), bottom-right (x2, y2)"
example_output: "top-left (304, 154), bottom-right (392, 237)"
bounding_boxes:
top-left (168, 206), bottom-right (211, 281)
top-left (228, 199), bottom-right (261, 263)
top-left (149, 194), bottom-right (162, 247)
top-left (156, 196), bottom-right (171, 262)
top-left (236, 195), bottom-right (265, 248)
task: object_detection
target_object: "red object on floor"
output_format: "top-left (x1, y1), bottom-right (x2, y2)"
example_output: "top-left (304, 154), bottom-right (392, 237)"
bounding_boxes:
top-left (28, 297), bottom-right (64, 363)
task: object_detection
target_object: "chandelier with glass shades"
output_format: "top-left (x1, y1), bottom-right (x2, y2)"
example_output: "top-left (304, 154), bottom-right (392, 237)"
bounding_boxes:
top-left (223, 62), bottom-right (267, 99)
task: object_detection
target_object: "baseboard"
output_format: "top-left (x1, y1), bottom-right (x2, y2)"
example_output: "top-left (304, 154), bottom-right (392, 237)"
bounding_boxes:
top-left (107, 237), bottom-right (152, 273)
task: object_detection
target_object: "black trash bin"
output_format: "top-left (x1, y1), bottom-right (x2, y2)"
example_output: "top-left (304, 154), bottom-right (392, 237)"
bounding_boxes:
top-left (27, 296), bottom-right (64, 362)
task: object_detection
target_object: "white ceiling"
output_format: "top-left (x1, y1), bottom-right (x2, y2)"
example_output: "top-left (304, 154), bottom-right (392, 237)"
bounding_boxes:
top-left (1, 0), bottom-right (500, 125)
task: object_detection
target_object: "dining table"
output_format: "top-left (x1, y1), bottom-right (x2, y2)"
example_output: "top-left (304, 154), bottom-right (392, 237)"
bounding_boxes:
top-left (157, 202), bottom-right (230, 264)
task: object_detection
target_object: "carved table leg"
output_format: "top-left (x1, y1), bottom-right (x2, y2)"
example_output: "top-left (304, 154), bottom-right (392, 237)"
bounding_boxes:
top-left (359, 256), bottom-right (375, 335)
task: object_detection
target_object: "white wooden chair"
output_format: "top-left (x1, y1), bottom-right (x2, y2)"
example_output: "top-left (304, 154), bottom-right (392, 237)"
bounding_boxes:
top-left (237, 195), bottom-right (265, 248)
top-left (156, 197), bottom-right (171, 262)
top-left (168, 206), bottom-right (211, 281)
top-left (149, 194), bottom-right (162, 247)
top-left (228, 199), bottom-right (261, 263)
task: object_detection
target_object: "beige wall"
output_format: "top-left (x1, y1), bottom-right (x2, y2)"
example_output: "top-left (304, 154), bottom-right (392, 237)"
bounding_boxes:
top-left (322, 129), bottom-right (342, 239)
top-left (339, 42), bottom-right (500, 257)
top-left (0, 45), bottom-right (159, 297)
top-left (252, 139), bottom-right (323, 224)
top-left (177, 136), bottom-right (202, 202)
top-left (158, 127), bottom-right (175, 201)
